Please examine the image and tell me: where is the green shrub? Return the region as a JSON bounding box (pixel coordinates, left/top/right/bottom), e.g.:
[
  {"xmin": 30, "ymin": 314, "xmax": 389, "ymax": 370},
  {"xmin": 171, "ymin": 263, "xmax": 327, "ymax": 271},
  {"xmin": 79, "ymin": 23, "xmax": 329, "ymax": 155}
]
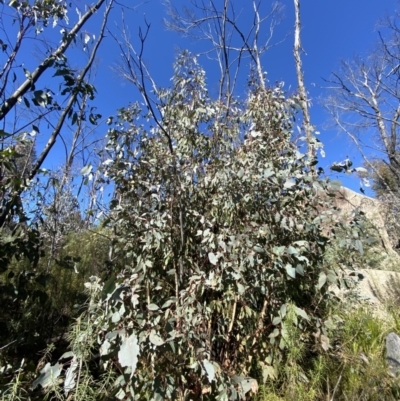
[{"xmin": 33, "ymin": 52, "xmax": 348, "ymax": 400}]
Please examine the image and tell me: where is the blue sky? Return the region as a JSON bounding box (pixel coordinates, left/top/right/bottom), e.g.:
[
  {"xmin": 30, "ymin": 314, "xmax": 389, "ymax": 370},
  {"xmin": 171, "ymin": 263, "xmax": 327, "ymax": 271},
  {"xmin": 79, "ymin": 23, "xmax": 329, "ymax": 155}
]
[
  {"xmin": 89, "ymin": 0, "xmax": 399, "ymax": 195},
  {"xmin": 5, "ymin": 0, "xmax": 399, "ymax": 196}
]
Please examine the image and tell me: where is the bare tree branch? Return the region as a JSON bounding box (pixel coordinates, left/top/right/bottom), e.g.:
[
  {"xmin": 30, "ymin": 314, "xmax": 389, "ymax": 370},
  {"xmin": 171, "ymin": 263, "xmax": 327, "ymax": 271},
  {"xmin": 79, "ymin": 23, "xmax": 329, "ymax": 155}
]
[
  {"xmin": 110, "ymin": 16, "xmax": 174, "ymax": 153},
  {"xmin": 164, "ymin": 0, "xmax": 285, "ymax": 99},
  {"xmin": 29, "ymin": 0, "xmax": 114, "ymax": 180}
]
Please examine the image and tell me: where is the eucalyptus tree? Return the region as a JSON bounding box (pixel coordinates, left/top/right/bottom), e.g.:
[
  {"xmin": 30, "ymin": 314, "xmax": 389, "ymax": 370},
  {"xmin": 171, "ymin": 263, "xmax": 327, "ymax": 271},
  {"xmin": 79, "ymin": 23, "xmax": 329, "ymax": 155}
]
[
  {"xmin": 0, "ymin": 0, "xmax": 114, "ymax": 341},
  {"xmin": 163, "ymin": 0, "xmax": 318, "ymax": 161},
  {"xmin": 33, "ymin": 47, "xmax": 346, "ymax": 399},
  {"xmin": 27, "ymin": 3, "xmax": 344, "ymax": 398},
  {"xmin": 0, "ymin": 0, "xmax": 117, "ymax": 386},
  {"xmin": 0, "ymin": 0, "xmax": 114, "ymax": 248},
  {"xmin": 22, "ymin": 1, "xmax": 356, "ymax": 398},
  {"xmin": 163, "ymin": 0, "xmax": 285, "ymax": 105}
]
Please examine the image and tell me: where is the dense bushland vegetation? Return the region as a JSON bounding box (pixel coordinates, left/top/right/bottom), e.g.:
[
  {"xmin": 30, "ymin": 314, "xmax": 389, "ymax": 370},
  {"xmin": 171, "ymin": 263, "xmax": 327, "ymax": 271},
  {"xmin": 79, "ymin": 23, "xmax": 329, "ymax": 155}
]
[{"xmin": 1, "ymin": 0, "xmax": 400, "ymax": 400}]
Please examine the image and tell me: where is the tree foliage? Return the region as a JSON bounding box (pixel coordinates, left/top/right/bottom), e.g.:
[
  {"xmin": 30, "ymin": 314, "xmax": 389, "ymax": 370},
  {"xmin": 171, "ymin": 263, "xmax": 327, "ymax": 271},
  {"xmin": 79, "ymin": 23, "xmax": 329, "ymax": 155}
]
[
  {"xmin": 35, "ymin": 52, "xmax": 343, "ymax": 400},
  {"xmin": 0, "ymin": 0, "xmax": 114, "ymax": 386}
]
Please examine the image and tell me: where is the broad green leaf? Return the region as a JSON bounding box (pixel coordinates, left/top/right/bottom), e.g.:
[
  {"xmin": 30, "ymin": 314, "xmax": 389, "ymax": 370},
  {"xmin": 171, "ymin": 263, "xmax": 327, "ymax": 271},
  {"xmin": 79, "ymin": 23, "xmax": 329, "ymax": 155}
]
[
  {"xmin": 112, "ymin": 310, "xmax": 121, "ymax": 323},
  {"xmin": 355, "ymin": 239, "xmax": 364, "ymax": 255},
  {"xmin": 327, "ymin": 271, "xmax": 337, "ymax": 284},
  {"xmin": 321, "ymin": 334, "xmax": 330, "ymax": 351},
  {"xmin": 263, "ymin": 168, "xmax": 274, "ymax": 178},
  {"xmin": 262, "ymin": 364, "xmax": 277, "ymax": 381},
  {"xmin": 254, "ymin": 245, "xmax": 264, "ymax": 253},
  {"xmin": 284, "ymin": 179, "xmax": 296, "ymax": 189},
  {"xmin": 295, "ymin": 264, "xmax": 304, "ymax": 276},
  {"xmin": 286, "ymin": 246, "xmax": 298, "ymax": 255},
  {"xmin": 161, "ymin": 299, "xmax": 176, "ymax": 309},
  {"xmin": 237, "ymin": 376, "xmax": 258, "ymax": 395},
  {"xmin": 269, "ymin": 328, "xmax": 280, "ymax": 338},
  {"xmin": 100, "ymin": 339, "xmax": 111, "ymax": 356},
  {"xmin": 115, "ymin": 389, "xmax": 126, "ymax": 400},
  {"xmin": 273, "ymin": 246, "xmax": 285, "ymax": 256}
]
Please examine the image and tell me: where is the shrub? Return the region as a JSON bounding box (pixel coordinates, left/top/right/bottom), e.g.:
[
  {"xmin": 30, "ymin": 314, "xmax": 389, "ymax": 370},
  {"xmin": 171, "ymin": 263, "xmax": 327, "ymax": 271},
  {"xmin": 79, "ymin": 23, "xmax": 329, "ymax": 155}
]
[{"xmin": 37, "ymin": 52, "xmax": 345, "ymax": 400}]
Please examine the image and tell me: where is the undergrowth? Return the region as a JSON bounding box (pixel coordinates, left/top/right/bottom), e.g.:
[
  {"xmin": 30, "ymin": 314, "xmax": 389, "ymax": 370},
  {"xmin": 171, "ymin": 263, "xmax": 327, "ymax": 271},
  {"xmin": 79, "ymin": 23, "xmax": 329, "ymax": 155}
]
[{"xmin": 255, "ymin": 304, "xmax": 400, "ymax": 401}]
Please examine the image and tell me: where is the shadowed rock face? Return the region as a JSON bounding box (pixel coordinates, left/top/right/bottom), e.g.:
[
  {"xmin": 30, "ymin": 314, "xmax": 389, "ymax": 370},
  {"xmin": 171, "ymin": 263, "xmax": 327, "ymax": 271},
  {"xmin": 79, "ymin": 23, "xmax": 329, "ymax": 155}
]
[{"xmin": 334, "ymin": 186, "xmax": 396, "ymax": 256}]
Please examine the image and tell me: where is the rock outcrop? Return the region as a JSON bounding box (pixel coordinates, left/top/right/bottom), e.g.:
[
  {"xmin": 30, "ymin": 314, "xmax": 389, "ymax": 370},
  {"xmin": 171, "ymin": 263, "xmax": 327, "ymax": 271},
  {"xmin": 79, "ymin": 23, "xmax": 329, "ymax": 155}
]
[{"xmin": 334, "ymin": 186, "xmax": 396, "ymax": 256}]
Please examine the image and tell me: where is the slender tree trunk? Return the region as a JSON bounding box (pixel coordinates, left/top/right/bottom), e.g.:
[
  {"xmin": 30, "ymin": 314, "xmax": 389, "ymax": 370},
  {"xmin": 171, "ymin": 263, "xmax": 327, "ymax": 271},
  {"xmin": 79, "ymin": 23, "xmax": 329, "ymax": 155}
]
[{"xmin": 293, "ymin": 0, "xmax": 313, "ymax": 159}]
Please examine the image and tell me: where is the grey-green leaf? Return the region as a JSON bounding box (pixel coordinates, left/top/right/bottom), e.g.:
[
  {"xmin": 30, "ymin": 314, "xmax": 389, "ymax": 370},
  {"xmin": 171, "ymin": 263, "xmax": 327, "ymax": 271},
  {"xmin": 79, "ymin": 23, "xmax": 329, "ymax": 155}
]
[
  {"xmin": 32, "ymin": 362, "xmax": 62, "ymax": 389},
  {"xmin": 285, "ymin": 264, "xmax": 296, "ymax": 279},
  {"xmin": 81, "ymin": 164, "xmax": 93, "ymax": 176},
  {"xmin": 208, "ymin": 252, "xmax": 218, "ymax": 265},
  {"xmin": 238, "ymin": 377, "xmax": 258, "ymax": 395},
  {"xmin": 286, "ymin": 246, "xmax": 298, "ymax": 255},
  {"xmin": 237, "ymin": 283, "xmax": 245, "ymax": 294},
  {"xmin": 64, "ymin": 357, "xmax": 78, "ymax": 396},
  {"xmin": 149, "ymin": 330, "xmax": 164, "ymax": 346},
  {"xmin": 284, "ymin": 179, "xmax": 296, "ymax": 189},
  {"xmin": 118, "ymin": 334, "xmax": 140, "ymax": 378},
  {"xmin": 203, "ymin": 359, "xmax": 215, "ymax": 382},
  {"xmin": 294, "ymin": 306, "xmax": 310, "ymax": 321},
  {"xmin": 161, "ymin": 299, "xmax": 176, "ymax": 309},
  {"xmin": 318, "ymin": 272, "xmax": 327, "ymax": 289}
]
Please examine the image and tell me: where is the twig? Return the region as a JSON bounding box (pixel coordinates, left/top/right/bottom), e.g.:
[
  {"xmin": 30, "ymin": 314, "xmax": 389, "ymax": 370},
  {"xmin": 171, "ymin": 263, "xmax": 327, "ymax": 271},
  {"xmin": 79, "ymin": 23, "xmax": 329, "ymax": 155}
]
[
  {"xmin": 252, "ymin": 298, "xmax": 268, "ymax": 346},
  {"xmin": 228, "ymin": 296, "xmax": 237, "ymax": 333},
  {"xmin": 0, "ymin": 340, "xmax": 17, "ymax": 351},
  {"xmin": 330, "ymin": 368, "xmax": 343, "ymax": 401}
]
